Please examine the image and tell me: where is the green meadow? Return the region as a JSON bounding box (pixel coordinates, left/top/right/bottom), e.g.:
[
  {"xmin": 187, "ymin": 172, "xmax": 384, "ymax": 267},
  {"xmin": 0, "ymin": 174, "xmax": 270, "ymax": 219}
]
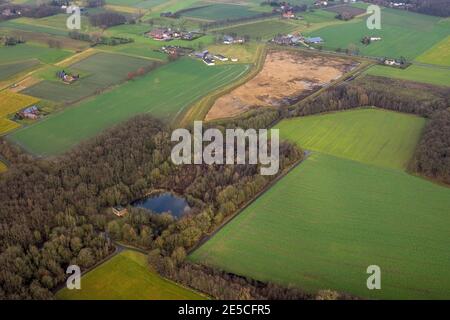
[
  {"xmin": 0, "ymin": 19, "xmax": 69, "ymax": 36},
  {"xmin": 0, "ymin": 43, "xmax": 72, "ymax": 64},
  {"xmin": 365, "ymin": 64, "xmax": 450, "ymax": 87},
  {"xmin": 0, "ymin": 59, "xmax": 40, "ymax": 81},
  {"xmin": 180, "ymin": 3, "xmax": 266, "ymax": 21},
  {"xmin": 190, "ymin": 108, "xmax": 450, "ymax": 299},
  {"xmin": 190, "ymin": 153, "xmax": 450, "ymax": 299},
  {"xmin": 305, "ymin": 8, "xmax": 449, "ymax": 60},
  {"xmin": 276, "ymin": 108, "xmax": 426, "ymax": 170},
  {"xmin": 10, "ymin": 58, "xmax": 250, "ymax": 156},
  {"xmin": 107, "ymin": 0, "xmax": 166, "ymax": 9},
  {"xmin": 23, "ymin": 52, "xmax": 156, "ymax": 103},
  {"xmin": 415, "ymin": 35, "xmax": 450, "ymax": 67},
  {"xmin": 57, "ymin": 250, "xmax": 204, "ymax": 300},
  {"xmin": 215, "ymin": 19, "xmax": 300, "ymax": 40}
]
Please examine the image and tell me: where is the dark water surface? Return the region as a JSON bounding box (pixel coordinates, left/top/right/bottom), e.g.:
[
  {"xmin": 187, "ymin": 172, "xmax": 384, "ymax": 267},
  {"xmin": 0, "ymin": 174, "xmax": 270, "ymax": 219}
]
[{"xmin": 132, "ymin": 192, "xmax": 190, "ymax": 218}]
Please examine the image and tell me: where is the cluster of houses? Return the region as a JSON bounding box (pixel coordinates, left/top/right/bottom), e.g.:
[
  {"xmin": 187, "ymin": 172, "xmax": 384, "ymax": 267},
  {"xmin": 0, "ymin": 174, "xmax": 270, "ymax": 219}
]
[
  {"xmin": 146, "ymin": 28, "xmax": 203, "ymax": 41},
  {"xmin": 223, "ymin": 35, "xmax": 245, "ymax": 45},
  {"xmin": 16, "ymin": 105, "xmax": 40, "ymax": 120},
  {"xmin": 56, "ymin": 70, "xmax": 79, "ymax": 84},
  {"xmin": 271, "ymin": 33, "xmax": 323, "ymax": 46},
  {"xmin": 193, "ymin": 50, "xmax": 238, "ymax": 66},
  {"xmin": 160, "ymin": 45, "xmax": 194, "ymax": 57}
]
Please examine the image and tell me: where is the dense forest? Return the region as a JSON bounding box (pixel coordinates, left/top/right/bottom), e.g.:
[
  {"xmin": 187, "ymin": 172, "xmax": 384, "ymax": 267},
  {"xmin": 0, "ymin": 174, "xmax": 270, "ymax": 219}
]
[
  {"xmin": 89, "ymin": 12, "xmax": 127, "ymax": 28},
  {"xmin": 0, "ymin": 116, "xmax": 303, "ymax": 299},
  {"xmin": 0, "ymin": 3, "xmax": 61, "ymax": 21},
  {"xmin": 287, "ymin": 75, "xmax": 450, "ymax": 184}
]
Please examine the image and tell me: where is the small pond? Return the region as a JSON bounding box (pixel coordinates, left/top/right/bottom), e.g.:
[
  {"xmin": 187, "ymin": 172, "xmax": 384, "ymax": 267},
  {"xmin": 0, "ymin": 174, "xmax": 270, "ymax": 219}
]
[{"xmin": 132, "ymin": 192, "xmax": 191, "ymax": 218}]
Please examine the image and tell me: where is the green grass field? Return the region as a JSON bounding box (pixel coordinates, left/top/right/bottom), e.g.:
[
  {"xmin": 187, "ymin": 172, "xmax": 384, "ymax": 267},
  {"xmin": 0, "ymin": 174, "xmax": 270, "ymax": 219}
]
[
  {"xmin": 365, "ymin": 64, "xmax": 450, "ymax": 87},
  {"xmin": 305, "ymin": 8, "xmax": 449, "ymax": 60},
  {"xmin": 215, "ymin": 19, "xmax": 300, "ymax": 40},
  {"xmin": 190, "ymin": 152, "xmax": 450, "ymax": 299},
  {"xmin": 0, "ymin": 19, "xmax": 69, "ymax": 36},
  {"xmin": 107, "ymin": 0, "xmax": 165, "ymax": 9},
  {"xmin": 57, "ymin": 250, "xmax": 204, "ymax": 300},
  {"xmin": 23, "ymin": 52, "xmax": 156, "ymax": 103},
  {"xmin": 0, "ymin": 43, "xmax": 72, "ymax": 64},
  {"xmin": 180, "ymin": 3, "xmax": 265, "ymax": 21},
  {"xmin": 10, "ymin": 58, "xmax": 250, "ymax": 156},
  {"xmin": 276, "ymin": 108, "xmax": 426, "ymax": 170},
  {"xmin": 0, "ymin": 59, "xmax": 40, "ymax": 81},
  {"xmin": 415, "ymin": 36, "xmax": 450, "ymax": 67},
  {"xmin": 301, "ymin": 9, "xmax": 338, "ymax": 23},
  {"xmin": 191, "ymin": 108, "xmax": 450, "ymax": 299}
]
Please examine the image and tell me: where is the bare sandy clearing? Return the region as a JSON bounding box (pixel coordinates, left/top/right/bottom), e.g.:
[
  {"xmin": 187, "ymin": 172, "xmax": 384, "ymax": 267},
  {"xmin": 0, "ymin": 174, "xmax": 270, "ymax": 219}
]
[{"xmin": 206, "ymin": 51, "xmax": 357, "ymax": 121}]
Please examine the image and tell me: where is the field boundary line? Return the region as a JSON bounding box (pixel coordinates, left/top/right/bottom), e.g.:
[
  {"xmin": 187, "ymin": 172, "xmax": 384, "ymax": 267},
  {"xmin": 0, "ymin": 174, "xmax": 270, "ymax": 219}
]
[
  {"xmin": 207, "ymin": 17, "xmax": 282, "ymax": 32},
  {"xmin": 411, "ymin": 61, "xmax": 450, "ymax": 70},
  {"xmin": 188, "ymin": 151, "xmax": 311, "ymax": 255},
  {"xmin": 95, "ymin": 48, "xmax": 167, "ymax": 62},
  {"xmin": 55, "ymin": 48, "xmax": 97, "ymax": 67}
]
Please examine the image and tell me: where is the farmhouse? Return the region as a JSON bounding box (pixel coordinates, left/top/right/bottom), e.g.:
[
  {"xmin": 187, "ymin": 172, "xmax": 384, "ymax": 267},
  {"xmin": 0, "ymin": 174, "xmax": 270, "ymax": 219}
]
[
  {"xmin": 161, "ymin": 46, "xmax": 194, "ymax": 57},
  {"xmin": 203, "ymin": 58, "xmax": 215, "ymax": 66},
  {"xmin": 147, "ymin": 28, "xmax": 173, "ymax": 41},
  {"xmin": 147, "ymin": 28, "xmax": 203, "ymax": 41},
  {"xmin": 314, "ymin": 0, "xmax": 328, "ymax": 7},
  {"xmin": 214, "ymin": 54, "xmax": 229, "ymax": 62},
  {"xmin": 16, "ymin": 105, "xmax": 40, "ymax": 120},
  {"xmin": 56, "ymin": 70, "xmax": 79, "ymax": 84},
  {"xmin": 384, "ymin": 58, "xmax": 401, "ymax": 66},
  {"xmin": 223, "ymin": 35, "xmax": 245, "ymax": 45},
  {"xmin": 194, "ymin": 50, "xmax": 209, "ymax": 59},
  {"xmin": 272, "ymin": 33, "xmax": 302, "ymax": 46},
  {"xmin": 305, "ymin": 37, "xmax": 324, "ymax": 44},
  {"xmin": 192, "ymin": 50, "xmax": 218, "ymax": 66},
  {"xmin": 282, "ymin": 10, "xmax": 295, "ymax": 19},
  {"xmin": 112, "ymin": 206, "xmax": 128, "ymax": 217}
]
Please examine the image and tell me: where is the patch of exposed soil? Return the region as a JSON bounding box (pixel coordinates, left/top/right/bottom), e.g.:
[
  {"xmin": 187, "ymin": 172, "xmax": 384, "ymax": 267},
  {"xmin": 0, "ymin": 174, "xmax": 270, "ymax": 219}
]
[{"xmin": 206, "ymin": 51, "xmax": 358, "ymax": 121}]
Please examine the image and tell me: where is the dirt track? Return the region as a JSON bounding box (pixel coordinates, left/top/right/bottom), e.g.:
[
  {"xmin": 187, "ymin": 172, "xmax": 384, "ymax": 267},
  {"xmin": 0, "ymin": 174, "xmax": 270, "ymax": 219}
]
[{"xmin": 206, "ymin": 51, "xmax": 357, "ymax": 121}]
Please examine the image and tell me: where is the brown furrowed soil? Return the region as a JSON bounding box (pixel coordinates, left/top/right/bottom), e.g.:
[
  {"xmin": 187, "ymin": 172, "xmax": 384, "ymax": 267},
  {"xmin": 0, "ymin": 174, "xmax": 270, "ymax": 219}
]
[{"xmin": 206, "ymin": 51, "xmax": 357, "ymax": 121}]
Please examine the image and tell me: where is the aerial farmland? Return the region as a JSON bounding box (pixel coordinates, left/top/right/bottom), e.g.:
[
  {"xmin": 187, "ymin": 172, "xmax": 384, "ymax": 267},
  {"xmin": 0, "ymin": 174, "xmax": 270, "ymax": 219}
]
[{"xmin": 0, "ymin": 0, "xmax": 449, "ymax": 306}]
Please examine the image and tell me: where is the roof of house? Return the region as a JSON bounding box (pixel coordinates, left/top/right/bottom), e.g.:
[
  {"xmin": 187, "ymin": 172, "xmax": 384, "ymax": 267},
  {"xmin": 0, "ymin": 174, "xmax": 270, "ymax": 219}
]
[{"xmin": 306, "ymin": 37, "xmax": 323, "ymax": 43}]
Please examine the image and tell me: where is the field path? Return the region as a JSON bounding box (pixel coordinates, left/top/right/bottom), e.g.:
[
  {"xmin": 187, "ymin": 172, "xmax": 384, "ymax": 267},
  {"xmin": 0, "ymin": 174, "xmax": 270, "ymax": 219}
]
[
  {"xmin": 411, "ymin": 61, "xmax": 450, "ymax": 70},
  {"xmin": 55, "ymin": 48, "xmax": 97, "ymax": 67}
]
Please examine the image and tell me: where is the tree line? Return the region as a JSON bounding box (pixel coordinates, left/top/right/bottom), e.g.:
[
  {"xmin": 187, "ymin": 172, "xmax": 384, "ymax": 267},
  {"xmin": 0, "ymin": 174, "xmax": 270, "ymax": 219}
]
[
  {"xmin": 287, "ymin": 75, "xmax": 450, "ymax": 184},
  {"xmin": 89, "ymin": 12, "xmax": 127, "ymax": 28},
  {"xmin": 365, "ymin": 0, "xmax": 450, "ymax": 17}
]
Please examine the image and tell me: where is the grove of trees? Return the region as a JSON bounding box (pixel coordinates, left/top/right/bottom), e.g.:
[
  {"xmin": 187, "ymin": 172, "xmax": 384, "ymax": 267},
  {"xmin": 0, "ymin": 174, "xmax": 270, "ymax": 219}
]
[{"xmin": 0, "ymin": 116, "xmax": 303, "ymax": 299}]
